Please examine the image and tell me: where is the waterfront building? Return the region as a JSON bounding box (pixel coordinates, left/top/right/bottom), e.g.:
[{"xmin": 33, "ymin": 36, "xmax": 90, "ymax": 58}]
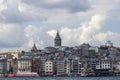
[
  {"xmin": 17, "ymin": 58, "xmax": 32, "ymax": 73},
  {"xmin": 79, "ymin": 60, "xmax": 89, "ymax": 76},
  {"xmin": 96, "ymin": 59, "xmax": 112, "ymax": 70},
  {"xmin": 0, "ymin": 59, "xmax": 7, "ymax": 74},
  {"xmin": 31, "ymin": 57, "xmax": 40, "ymax": 74},
  {"xmin": 95, "ymin": 58, "xmax": 113, "ymax": 76},
  {"xmin": 11, "ymin": 58, "xmax": 18, "ymax": 73},
  {"xmin": 0, "ymin": 54, "xmax": 12, "ymax": 73},
  {"xmin": 65, "ymin": 60, "xmax": 71, "ymax": 76},
  {"xmin": 56, "ymin": 60, "xmax": 65, "ymax": 76},
  {"xmin": 40, "ymin": 57, "xmax": 47, "ymax": 76},
  {"xmin": 45, "ymin": 60, "xmax": 53, "ymax": 76},
  {"xmin": 72, "ymin": 59, "xmax": 79, "ymax": 75},
  {"xmin": 7, "ymin": 59, "xmax": 13, "ymax": 73}
]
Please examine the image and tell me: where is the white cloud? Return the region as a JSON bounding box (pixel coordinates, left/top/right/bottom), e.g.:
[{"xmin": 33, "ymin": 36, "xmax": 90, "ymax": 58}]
[
  {"xmin": 0, "ymin": 0, "xmax": 7, "ymax": 12},
  {"xmin": 95, "ymin": 32, "xmax": 120, "ymax": 46},
  {"xmin": 59, "ymin": 14, "xmax": 106, "ymax": 46},
  {"xmin": 79, "ymin": 14, "xmax": 106, "ymax": 43},
  {"xmin": 24, "ymin": 26, "xmax": 54, "ymax": 49},
  {"xmin": 47, "ymin": 30, "xmax": 57, "ymax": 38},
  {"xmin": 47, "ymin": 14, "xmax": 106, "ymax": 46},
  {"xmin": 0, "ymin": 24, "xmax": 27, "ymax": 48}
]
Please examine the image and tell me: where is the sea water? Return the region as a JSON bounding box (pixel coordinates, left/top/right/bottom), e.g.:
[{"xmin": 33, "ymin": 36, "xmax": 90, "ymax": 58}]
[{"xmin": 0, "ymin": 76, "xmax": 120, "ymax": 80}]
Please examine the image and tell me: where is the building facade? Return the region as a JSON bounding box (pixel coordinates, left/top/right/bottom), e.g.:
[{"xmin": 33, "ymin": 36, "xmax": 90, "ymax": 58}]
[
  {"xmin": 56, "ymin": 60, "xmax": 65, "ymax": 76},
  {"xmin": 95, "ymin": 58, "xmax": 113, "ymax": 76},
  {"xmin": 18, "ymin": 58, "xmax": 32, "ymax": 73},
  {"xmin": 0, "ymin": 59, "xmax": 7, "ymax": 74},
  {"xmin": 31, "ymin": 57, "xmax": 40, "ymax": 74},
  {"xmin": 65, "ymin": 60, "xmax": 71, "ymax": 75},
  {"xmin": 72, "ymin": 60, "xmax": 79, "ymax": 75},
  {"xmin": 45, "ymin": 60, "xmax": 53, "ymax": 76},
  {"xmin": 11, "ymin": 58, "xmax": 18, "ymax": 73},
  {"xmin": 96, "ymin": 59, "xmax": 112, "ymax": 70}
]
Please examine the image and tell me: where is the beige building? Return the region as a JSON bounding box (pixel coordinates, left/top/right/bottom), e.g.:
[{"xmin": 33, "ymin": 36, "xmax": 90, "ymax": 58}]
[
  {"xmin": 56, "ymin": 60, "xmax": 65, "ymax": 76},
  {"xmin": 18, "ymin": 58, "xmax": 32, "ymax": 73},
  {"xmin": 45, "ymin": 60, "xmax": 53, "ymax": 75}
]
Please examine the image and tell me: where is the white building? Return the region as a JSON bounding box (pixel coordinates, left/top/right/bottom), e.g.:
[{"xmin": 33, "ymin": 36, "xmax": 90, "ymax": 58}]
[
  {"xmin": 18, "ymin": 58, "xmax": 32, "ymax": 73},
  {"xmin": 96, "ymin": 59, "xmax": 112, "ymax": 69},
  {"xmin": 65, "ymin": 60, "xmax": 71, "ymax": 75},
  {"xmin": 105, "ymin": 40, "xmax": 113, "ymax": 47},
  {"xmin": 45, "ymin": 60, "xmax": 53, "ymax": 75}
]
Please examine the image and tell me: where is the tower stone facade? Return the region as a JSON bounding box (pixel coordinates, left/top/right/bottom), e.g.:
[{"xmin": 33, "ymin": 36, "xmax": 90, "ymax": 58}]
[{"xmin": 54, "ymin": 31, "xmax": 61, "ymax": 47}]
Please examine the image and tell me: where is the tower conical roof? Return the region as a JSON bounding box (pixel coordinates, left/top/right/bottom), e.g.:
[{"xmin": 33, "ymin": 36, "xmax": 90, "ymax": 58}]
[
  {"xmin": 55, "ymin": 31, "xmax": 61, "ymax": 40},
  {"xmin": 31, "ymin": 43, "xmax": 38, "ymax": 52}
]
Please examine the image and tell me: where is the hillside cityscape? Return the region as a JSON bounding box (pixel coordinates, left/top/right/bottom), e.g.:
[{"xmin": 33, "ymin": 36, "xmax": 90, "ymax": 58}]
[{"xmin": 0, "ymin": 31, "xmax": 120, "ymax": 77}]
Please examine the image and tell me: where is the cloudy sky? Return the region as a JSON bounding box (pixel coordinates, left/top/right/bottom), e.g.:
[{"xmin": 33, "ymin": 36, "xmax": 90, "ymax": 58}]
[{"xmin": 0, "ymin": 0, "xmax": 120, "ymax": 52}]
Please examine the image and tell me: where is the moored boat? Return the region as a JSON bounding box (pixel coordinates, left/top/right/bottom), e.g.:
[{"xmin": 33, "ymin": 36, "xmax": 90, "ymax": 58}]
[
  {"xmin": 7, "ymin": 74, "xmax": 16, "ymax": 77},
  {"xmin": 16, "ymin": 72, "xmax": 39, "ymax": 77}
]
